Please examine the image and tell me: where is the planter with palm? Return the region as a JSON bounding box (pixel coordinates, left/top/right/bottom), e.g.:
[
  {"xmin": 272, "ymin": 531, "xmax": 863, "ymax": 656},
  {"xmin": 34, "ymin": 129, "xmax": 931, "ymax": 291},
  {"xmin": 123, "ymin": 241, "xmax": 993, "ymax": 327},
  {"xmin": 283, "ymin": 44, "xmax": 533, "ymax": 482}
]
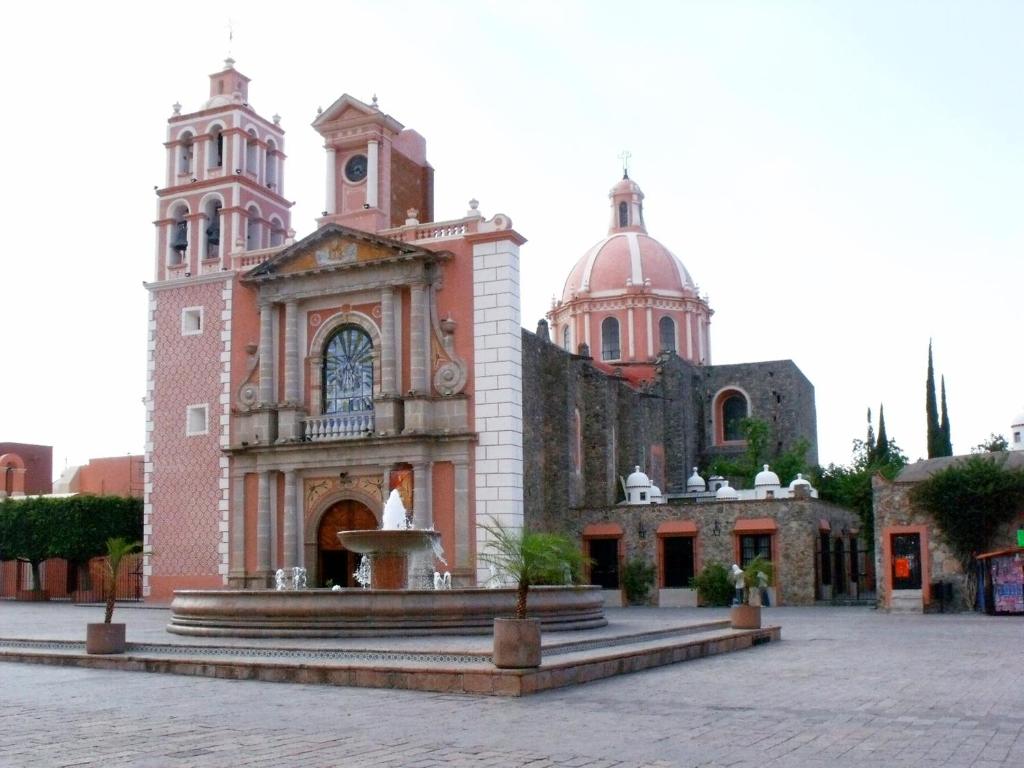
[
  {"xmin": 86, "ymin": 537, "xmax": 142, "ymax": 654},
  {"xmin": 478, "ymin": 520, "xmax": 585, "ymax": 668}
]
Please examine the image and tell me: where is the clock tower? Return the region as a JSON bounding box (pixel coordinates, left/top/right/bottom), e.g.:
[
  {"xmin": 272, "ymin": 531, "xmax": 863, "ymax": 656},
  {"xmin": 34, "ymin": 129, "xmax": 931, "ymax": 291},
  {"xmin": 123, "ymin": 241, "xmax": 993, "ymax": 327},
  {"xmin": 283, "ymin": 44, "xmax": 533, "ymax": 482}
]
[{"xmin": 313, "ymin": 94, "xmax": 433, "ymax": 234}]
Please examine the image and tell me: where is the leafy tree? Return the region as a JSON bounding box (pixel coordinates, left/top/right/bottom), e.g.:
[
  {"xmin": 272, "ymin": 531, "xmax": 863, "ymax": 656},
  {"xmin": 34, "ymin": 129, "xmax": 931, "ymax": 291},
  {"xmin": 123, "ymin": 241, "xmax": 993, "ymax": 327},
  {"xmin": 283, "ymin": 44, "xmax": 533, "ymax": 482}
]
[
  {"xmin": 0, "ymin": 496, "xmax": 142, "ymax": 593},
  {"xmin": 690, "ymin": 562, "xmax": 734, "ymax": 606},
  {"xmin": 0, "ymin": 499, "xmax": 50, "ymax": 590},
  {"xmin": 814, "ymin": 409, "xmax": 907, "ymax": 550},
  {"xmin": 973, "ymin": 433, "xmax": 1009, "ymax": 453},
  {"xmin": 709, "ymin": 418, "xmax": 809, "ymax": 486},
  {"xmin": 911, "ymin": 455, "xmax": 1024, "ymax": 608}
]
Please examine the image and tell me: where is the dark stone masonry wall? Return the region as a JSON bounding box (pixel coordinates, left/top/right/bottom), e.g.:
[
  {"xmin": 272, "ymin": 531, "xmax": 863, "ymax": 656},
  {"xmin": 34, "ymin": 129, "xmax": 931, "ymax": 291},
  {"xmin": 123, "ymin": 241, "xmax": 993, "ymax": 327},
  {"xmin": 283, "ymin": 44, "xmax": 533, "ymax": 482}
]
[{"xmin": 521, "ymin": 330, "xmax": 819, "ymax": 526}]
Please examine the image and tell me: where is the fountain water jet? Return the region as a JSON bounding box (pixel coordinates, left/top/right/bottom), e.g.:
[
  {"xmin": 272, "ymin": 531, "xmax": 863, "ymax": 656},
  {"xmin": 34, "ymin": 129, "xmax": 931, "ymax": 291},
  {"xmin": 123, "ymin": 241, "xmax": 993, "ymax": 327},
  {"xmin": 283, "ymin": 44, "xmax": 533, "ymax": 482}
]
[{"xmin": 338, "ymin": 490, "xmax": 444, "ymax": 590}]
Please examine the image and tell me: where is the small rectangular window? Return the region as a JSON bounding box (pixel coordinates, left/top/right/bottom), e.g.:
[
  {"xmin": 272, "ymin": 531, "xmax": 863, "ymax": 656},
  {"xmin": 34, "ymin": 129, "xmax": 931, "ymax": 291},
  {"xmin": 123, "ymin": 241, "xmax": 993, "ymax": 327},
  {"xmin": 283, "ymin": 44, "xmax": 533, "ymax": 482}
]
[
  {"xmin": 186, "ymin": 404, "xmax": 208, "ymax": 436},
  {"xmin": 181, "ymin": 307, "xmax": 203, "ymax": 335}
]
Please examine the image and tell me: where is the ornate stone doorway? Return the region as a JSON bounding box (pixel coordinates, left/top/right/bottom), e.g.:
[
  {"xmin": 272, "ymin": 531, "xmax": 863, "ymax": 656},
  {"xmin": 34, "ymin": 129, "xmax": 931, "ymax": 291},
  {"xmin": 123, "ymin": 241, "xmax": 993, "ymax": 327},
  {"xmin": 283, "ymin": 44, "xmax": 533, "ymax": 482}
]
[{"xmin": 317, "ymin": 500, "xmax": 377, "ymax": 588}]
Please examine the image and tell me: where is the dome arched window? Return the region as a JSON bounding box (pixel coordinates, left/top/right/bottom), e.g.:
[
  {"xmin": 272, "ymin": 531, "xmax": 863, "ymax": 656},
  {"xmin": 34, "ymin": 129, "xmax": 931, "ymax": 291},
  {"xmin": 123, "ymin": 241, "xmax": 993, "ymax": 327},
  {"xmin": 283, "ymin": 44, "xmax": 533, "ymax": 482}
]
[
  {"xmin": 323, "ymin": 326, "xmax": 374, "ymax": 416},
  {"xmin": 562, "ymin": 325, "xmax": 571, "ymax": 351},
  {"xmin": 601, "ymin": 317, "xmax": 620, "ymax": 361},
  {"xmin": 659, "ymin": 316, "xmax": 675, "ymax": 353},
  {"xmin": 618, "ymin": 201, "xmax": 629, "ymax": 227}
]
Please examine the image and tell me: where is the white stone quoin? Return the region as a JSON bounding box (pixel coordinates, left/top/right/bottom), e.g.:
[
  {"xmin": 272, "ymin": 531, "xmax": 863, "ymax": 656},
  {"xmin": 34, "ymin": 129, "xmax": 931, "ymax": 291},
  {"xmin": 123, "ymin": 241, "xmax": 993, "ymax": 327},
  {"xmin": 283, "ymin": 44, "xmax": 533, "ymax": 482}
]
[{"xmin": 472, "ymin": 236, "xmax": 524, "ymax": 584}]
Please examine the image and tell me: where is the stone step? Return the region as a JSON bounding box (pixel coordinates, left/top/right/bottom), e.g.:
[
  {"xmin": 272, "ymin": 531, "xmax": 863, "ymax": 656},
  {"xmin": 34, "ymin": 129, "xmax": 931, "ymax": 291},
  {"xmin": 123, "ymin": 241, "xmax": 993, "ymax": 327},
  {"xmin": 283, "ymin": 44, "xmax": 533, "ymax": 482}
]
[{"xmin": 0, "ymin": 621, "xmax": 780, "ymax": 697}]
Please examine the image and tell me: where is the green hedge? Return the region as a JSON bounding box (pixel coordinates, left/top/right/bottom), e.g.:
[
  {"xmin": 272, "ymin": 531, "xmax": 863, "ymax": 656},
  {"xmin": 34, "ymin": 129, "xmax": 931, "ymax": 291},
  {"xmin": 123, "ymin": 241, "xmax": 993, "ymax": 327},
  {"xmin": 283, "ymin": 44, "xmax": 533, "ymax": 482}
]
[{"xmin": 0, "ymin": 495, "xmax": 142, "ymax": 564}]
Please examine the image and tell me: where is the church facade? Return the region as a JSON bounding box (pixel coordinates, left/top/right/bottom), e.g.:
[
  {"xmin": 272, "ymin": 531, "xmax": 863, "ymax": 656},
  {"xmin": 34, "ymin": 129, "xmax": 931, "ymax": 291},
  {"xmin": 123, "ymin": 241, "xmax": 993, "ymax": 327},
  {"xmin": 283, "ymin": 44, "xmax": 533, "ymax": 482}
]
[{"xmin": 144, "ymin": 61, "xmax": 823, "ymax": 603}]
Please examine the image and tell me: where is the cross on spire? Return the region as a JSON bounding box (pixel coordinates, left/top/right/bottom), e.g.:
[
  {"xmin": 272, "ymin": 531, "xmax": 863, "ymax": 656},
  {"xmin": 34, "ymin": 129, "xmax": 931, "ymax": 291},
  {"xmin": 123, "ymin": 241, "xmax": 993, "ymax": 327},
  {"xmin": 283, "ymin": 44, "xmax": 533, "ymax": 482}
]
[{"xmin": 618, "ymin": 150, "xmax": 632, "ymax": 179}]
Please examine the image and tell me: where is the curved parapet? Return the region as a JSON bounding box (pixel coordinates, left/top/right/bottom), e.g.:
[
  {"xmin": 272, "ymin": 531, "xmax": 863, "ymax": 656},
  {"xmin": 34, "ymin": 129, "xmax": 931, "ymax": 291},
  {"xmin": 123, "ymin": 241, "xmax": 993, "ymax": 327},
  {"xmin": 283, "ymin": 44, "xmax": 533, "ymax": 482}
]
[{"xmin": 168, "ymin": 585, "xmax": 607, "ymax": 637}]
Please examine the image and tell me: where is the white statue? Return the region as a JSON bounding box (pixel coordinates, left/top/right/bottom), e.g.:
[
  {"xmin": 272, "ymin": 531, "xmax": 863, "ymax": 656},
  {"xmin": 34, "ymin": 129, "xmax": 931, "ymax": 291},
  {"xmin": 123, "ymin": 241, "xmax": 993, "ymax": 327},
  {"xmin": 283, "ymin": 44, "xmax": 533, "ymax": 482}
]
[
  {"xmin": 433, "ymin": 571, "xmax": 443, "ymax": 590},
  {"xmin": 274, "ymin": 568, "xmax": 287, "ymax": 591},
  {"xmin": 292, "ymin": 567, "xmax": 307, "ymax": 589},
  {"xmin": 730, "ymin": 563, "xmax": 746, "ymax": 606},
  {"xmin": 443, "ymin": 571, "xmax": 452, "ymax": 590}
]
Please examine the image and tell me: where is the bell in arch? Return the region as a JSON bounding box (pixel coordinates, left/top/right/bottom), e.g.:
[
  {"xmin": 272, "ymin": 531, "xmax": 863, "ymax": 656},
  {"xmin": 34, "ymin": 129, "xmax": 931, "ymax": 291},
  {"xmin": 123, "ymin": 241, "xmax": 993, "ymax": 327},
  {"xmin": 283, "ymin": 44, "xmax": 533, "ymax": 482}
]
[{"xmin": 171, "ymin": 221, "xmax": 188, "ymax": 252}]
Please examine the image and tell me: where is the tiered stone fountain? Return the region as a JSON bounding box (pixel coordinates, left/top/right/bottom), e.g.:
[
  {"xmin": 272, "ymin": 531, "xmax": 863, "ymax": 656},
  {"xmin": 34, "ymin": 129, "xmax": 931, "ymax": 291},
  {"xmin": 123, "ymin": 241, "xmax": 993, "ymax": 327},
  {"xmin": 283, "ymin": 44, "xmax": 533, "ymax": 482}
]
[{"xmin": 168, "ymin": 490, "xmax": 605, "ymax": 637}]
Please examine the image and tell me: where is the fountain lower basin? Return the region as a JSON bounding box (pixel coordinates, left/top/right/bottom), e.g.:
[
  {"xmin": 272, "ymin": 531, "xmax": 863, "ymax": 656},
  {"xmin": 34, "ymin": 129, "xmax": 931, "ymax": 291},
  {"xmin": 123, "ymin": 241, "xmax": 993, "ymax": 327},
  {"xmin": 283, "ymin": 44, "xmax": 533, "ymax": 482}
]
[{"xmin": 166, "ymin": 585, "xmax": 607, "ymax": 637}]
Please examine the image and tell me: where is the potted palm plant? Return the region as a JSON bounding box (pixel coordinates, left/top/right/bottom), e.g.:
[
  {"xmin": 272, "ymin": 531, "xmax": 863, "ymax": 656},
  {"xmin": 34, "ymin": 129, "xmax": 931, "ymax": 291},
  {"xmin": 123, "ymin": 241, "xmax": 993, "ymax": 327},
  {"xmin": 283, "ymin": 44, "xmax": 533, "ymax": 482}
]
[
  {"xmin": 729, "ymin": 556, "xmax": 774, "ymax": 629},
  {"xmin": 478, "ymin": 520, "xmax": 584, "ymax": 669},
  {"xmin": 85, "ymin": 537, "xmax": 142, "ymax": 654}
]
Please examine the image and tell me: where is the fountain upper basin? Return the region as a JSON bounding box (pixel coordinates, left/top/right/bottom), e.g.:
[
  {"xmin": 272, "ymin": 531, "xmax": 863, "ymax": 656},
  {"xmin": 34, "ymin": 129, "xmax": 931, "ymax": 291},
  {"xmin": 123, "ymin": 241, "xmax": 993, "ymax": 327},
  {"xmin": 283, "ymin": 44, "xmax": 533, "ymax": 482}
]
[{"xmin": 337, "ymin": 528, "xmax": 440, "ymax": 554}]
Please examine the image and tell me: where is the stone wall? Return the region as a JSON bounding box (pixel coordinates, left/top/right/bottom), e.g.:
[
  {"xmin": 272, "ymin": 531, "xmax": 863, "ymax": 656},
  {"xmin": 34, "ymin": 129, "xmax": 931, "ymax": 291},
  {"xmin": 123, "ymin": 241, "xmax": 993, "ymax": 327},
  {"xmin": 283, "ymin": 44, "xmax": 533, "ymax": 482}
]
[
  {"xmin": 873, "ymin": 468, "xmax": 1024, "ymax": 611},
  {"xmin": 522, "ymin": 331, "xmax": 818, "ymax": 526},
  {"xmin": 560, "ymin": 498, "xmax": 856, "ymax": 606},
  {"xmin": 703, "ymin": 360, "xmax": 819, "ymax": 467}
]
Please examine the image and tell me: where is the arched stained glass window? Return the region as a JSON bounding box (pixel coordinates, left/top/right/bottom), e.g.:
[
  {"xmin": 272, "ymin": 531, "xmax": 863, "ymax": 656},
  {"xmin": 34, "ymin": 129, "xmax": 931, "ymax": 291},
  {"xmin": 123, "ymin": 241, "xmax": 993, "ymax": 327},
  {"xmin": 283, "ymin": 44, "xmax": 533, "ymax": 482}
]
[
  {"xmin": 659, "ymin": 316, "xmax": 675, "ymax": 353},
  {"xmin": 601, "ymin": 317, "xmax": 620, "ymax": 361},
  {"xmin": 722, "ymin": 394, "xmax": 748, "ymax": 441},
  {"xmin": 323, "ymin": 327, "xmax": 374, "ymax": 415},
  {"xmin": 618, "ymin": 201, "xmax": 629, "ymax": 227}
]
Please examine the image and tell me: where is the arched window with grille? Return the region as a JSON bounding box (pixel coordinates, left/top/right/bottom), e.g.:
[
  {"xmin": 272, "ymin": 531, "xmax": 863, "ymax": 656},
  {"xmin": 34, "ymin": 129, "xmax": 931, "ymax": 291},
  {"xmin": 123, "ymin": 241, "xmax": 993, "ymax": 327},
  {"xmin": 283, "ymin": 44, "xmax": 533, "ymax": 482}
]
[
  {"xmin": 323, "ymin": 326, "xmax": 374, "ymax": 416},
  {"xmin": 714, "ymin": 388, "xmax": 749, "ymax": 443},
  {"xmin": 562, "ymin": 325, "xmax": 571, "ymax": 351},
  {"xmin": 601, "ymin": 317, "xmax": 620, "ymax": 361},
  {"xmin": 659, "ymin": 316, "xmax": 675, "ymax": 353}
]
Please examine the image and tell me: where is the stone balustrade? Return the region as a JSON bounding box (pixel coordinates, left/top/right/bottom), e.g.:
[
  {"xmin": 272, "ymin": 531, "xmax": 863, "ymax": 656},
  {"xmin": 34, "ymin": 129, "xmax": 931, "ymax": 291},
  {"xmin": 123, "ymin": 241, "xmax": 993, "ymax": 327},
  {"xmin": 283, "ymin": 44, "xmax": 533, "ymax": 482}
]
[{"xmin": 303, "ymin": 411, "xmax": 375, "ymax": 441}]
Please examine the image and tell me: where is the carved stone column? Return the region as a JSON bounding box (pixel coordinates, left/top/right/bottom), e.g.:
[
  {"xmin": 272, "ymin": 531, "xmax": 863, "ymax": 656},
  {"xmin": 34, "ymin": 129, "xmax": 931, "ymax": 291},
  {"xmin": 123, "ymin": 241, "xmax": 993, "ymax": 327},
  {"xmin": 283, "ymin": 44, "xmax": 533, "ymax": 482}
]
[
  {"xmin": 283, "ymin": 470, "xmax": 298, "ymax": 569},
  {"xmin": 277, "ymin": 300, "xmax": 302, "ymax": 442},
  {"xmin": 228, "ymin": 474, "xmax": 247, "ymax": 587},
  {"xmin": 257, "ymin": 471, "xmax": 272, "ymax": 581},
  {"xmin": 380, "ymin": 286, "xmax": 397, "ymax": 396},
  {"xmin": 412, "ymin": 462, "xmax": 432, "ymax": 530}
]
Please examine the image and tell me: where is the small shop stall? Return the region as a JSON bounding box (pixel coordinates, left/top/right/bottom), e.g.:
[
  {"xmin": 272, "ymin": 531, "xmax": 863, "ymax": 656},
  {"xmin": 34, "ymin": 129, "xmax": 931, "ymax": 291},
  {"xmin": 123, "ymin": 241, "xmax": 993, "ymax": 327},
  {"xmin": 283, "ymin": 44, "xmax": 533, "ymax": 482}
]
[{"xmin": 977, "ymin": 547, "xmax": 1024, "ymax": 615}]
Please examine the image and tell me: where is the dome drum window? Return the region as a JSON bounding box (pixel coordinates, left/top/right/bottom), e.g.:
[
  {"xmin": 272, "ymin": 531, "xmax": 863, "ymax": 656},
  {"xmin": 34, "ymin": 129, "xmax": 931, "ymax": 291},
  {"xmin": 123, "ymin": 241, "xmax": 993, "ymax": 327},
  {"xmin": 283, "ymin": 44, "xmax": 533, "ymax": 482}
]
[{"xmin": 601, "ymin": 317, "xmax": 620, "ymax": 361}]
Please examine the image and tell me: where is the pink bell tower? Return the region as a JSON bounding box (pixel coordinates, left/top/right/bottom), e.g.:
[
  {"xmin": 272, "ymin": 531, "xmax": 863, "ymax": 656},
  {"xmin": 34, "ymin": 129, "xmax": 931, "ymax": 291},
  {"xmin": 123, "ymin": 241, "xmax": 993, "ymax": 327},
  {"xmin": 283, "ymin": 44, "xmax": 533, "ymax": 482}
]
[
  {"xmin": 154, "ymin": 58, "xmax": 292, "ymax": 281},
  {"xmin": 145, "ymin": 60, "xmax": 293, "ymax": 599}
]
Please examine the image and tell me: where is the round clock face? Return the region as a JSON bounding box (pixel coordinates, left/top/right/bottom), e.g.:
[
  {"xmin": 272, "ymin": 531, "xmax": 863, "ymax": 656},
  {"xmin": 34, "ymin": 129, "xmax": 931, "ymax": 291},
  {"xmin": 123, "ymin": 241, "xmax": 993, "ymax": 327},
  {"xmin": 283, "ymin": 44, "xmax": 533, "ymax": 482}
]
[{"xmin": 344, "ymin": 154, "xmax": 368, "ymax": 183}]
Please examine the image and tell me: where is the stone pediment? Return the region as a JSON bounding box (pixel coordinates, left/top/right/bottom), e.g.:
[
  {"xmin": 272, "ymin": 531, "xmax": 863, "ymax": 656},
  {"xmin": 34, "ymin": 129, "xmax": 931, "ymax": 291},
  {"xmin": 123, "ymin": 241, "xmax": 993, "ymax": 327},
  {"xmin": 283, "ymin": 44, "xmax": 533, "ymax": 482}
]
[
  {"xmin": 312, "ymin": 94, "xmax": 404, "ymax": 134},
  {"xmin": 245, "ymin": 224, "xmax": 443, "ymax": 282}
]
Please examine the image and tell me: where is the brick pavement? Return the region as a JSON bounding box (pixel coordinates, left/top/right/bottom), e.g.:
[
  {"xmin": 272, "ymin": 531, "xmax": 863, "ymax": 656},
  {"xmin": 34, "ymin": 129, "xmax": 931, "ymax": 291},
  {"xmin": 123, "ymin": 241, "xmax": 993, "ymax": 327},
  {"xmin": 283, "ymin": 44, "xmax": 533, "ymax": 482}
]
[{"xmin": 0, "ymin": 606, "xmax": 1021, "ymax": 767}]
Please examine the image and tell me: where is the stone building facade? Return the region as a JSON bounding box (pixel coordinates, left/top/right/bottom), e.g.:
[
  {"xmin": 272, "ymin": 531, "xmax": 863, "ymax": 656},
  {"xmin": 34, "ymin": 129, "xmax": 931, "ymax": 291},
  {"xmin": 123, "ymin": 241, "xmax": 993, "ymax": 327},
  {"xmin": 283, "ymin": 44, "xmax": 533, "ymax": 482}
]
[
  {"xmin": 873, "ymin": 452, "xmax": 1024, "ymax": 612},
  {"xmin": 567, "ymin": 497, "xmax": 856, "ymax": 606}
]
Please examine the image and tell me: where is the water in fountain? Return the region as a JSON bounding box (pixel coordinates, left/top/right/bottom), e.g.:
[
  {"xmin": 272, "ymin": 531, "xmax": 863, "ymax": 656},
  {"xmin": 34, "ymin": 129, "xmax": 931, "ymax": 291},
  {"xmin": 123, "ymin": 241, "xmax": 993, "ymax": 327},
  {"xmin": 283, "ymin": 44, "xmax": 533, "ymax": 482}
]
[{"xmin": 381, "ymin": 489, "xmax": 410, "ymax": 530}]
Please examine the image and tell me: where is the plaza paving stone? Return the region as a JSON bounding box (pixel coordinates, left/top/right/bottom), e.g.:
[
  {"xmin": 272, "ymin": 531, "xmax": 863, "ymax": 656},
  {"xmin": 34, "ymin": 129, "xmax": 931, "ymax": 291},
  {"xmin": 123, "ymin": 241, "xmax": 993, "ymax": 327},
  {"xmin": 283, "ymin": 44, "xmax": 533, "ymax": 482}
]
[{"xmin": 0, "ymin": 603, "xmax": 1021, "ymax": 767}]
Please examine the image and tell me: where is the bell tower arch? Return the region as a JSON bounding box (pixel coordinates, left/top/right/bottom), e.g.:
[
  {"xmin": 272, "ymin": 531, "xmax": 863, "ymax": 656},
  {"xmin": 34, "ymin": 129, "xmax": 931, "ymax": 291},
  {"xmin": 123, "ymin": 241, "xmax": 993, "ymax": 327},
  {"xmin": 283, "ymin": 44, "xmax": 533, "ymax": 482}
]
[{"xmin": 153, "ymin": 59, "xmax": 293, "ymax": 281}]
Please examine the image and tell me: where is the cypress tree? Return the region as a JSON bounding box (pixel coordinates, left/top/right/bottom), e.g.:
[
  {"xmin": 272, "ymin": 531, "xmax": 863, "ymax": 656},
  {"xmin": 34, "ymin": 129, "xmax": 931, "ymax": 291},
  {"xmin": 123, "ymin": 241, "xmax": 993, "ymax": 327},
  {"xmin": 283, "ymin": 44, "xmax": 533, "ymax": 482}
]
[
  {"xmin": 940, "ymin": 376, "xmax": 953, "ymax": 456},
  {"xmin": 876, "ymin": 404, "xmax": 890, "ymax": 465},
  {"xmin": 865, "ymin": 407, "xmax": 876, "ymax": 463},
  {"xmin": 926, "ymin": 341, "xmax": 942, "ymax": 458}
]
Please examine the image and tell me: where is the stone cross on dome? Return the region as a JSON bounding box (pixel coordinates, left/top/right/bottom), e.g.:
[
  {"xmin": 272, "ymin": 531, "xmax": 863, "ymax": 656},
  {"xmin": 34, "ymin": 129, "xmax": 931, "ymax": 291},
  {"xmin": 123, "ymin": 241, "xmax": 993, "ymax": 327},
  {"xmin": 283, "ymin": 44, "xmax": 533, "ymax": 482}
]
[{"xmin": 617, "ymin": 150, "xmax": 632, "ymax": 179}]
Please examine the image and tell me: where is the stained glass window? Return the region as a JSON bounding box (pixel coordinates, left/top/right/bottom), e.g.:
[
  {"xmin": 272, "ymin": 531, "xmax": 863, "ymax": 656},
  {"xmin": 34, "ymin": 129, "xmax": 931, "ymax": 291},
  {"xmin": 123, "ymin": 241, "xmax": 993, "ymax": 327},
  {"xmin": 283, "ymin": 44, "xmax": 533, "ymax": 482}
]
[{"xmin": 323, "ymin": 326, "xmax": 374, "ymax": 415}]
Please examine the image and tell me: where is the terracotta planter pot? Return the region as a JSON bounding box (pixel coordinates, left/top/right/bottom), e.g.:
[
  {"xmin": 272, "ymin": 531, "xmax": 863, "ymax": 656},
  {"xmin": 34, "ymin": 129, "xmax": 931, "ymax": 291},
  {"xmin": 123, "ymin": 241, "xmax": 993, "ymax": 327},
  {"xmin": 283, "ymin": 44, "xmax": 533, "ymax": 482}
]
[
  {"xmin": 730, "ymin": 604, "xmax": 761, "ymax": 630},
  {"xmin": 86, "ymin": 623, "xmax": 126, "ymax": 655},
  {"xmin": 492, "ymin": 617, "xmax": 541, "ymax": 668}
]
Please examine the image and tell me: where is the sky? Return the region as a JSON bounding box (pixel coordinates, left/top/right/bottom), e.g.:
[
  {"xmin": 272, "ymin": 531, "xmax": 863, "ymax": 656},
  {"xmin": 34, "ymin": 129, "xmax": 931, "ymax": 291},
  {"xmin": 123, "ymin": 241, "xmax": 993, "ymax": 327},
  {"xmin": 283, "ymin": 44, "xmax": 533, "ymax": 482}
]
[{"xmin": 2, "ymin": 0, "xmax": 1022, "ymax": 477}]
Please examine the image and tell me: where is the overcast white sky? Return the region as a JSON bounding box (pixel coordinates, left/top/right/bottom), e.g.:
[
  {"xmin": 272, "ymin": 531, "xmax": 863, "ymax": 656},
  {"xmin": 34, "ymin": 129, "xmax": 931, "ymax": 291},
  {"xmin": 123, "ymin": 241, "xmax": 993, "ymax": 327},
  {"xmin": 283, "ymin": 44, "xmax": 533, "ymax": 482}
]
[{"xmin": 2, "ymin": 1, "xmax": 1021, "ymax": 476}]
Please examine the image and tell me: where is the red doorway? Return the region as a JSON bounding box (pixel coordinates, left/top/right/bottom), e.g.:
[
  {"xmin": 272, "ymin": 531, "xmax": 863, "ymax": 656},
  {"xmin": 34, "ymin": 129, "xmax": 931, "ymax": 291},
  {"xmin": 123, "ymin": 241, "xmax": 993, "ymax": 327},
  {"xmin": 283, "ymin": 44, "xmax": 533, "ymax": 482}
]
[{"xmin": 317, "ymin": 500, "xmax": 377, "ymax": 588}]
